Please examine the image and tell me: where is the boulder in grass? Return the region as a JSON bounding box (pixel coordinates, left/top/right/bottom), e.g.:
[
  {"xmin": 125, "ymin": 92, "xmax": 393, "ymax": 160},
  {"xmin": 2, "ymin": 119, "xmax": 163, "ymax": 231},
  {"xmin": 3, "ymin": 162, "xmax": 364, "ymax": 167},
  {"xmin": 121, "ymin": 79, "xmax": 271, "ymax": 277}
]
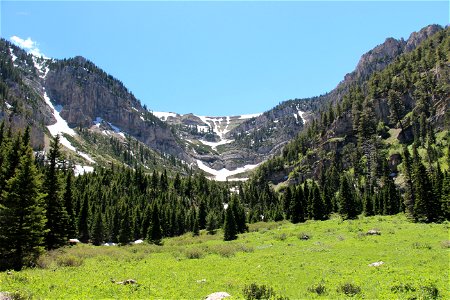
[
  {"xmin": 69, "ymin": 238, "xmax": 81, "ymax": 245},
  {"xmin": 366, "ymin": 229, "xmax": 381, "ymax": 236},
  {"xmin": 205, "ymin": 292, "xmax": 231, "ymax": 300},
  {"xmin": 368, "ymin": 261, "xmax": 384, "ymax": 267}
]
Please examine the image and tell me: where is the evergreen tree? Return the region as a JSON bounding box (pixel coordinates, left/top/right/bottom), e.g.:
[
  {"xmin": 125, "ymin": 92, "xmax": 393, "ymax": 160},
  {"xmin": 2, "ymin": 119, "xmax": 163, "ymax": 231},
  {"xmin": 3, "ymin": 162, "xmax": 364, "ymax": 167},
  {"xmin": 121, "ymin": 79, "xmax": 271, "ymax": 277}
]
[
  {"xmin": 413, "ymin": 159, "xmax": 441, "ymax": 222},
  {"xmin": 147, "ymin": 204, "xmax": 162, "ymax": 245},
  {"xmin": 206, "ymin": 211, "xmax": 218, "ymax": 235},
  {"xmin": 311, "ymin": 182, "xmax": 327, "ymax": 220},
  {"xmin": 230, "ymin": 195, "xmax": 248, "ymax": 233},
  {"xmin": 78, "ymin": 194, "xmax": 90, "ymax": 243},
  {"xmin": 402, "ymin": 145, "xmax": 415, "ymax": 218},
  {"xmin": 0, "ymin": 139, "xmax": 47, "ymax": 270},
  {"xmin": 92, "ymin": 208, "xmax": 104, "ymax": 246},
  {"xmin": 63, "ymin": 173, "xmax": 77, "ymax": 238},
  {"xmin": 44, "ymin": 135, "xmax": 69, "ymax": 249},
  {"xmin": 197, "ymin": 199, "xmax": 207, "ymax": 230},
  {"xmin": 192, "ymin": 210, "xmax": 200, "ymax": 236},
  {"xmin": 118, "ymin": 206, "xmax": 132, "ymax": 244},
  {"xmin": 223, "ymin": 206, "xmax": 237, "ymax": 241},
  {"xmin": 289, "ymin": 186, "xmax": 305, "ymax": 223},
  {"xmin": 338, "ymin": 176, "xmax": 358, "ymax": 220},
  {"xmin": 441, "ymin": 173, "xmax": 450, "ymax": 220}
]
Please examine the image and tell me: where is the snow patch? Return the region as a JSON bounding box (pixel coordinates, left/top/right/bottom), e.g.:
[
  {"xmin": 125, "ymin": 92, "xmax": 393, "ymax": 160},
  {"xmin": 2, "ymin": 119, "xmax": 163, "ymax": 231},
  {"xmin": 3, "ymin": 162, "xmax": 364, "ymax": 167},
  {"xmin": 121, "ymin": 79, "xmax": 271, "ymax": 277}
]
[
  {"xmin": 298, "ymin": 110, "xmax": 307, "ymax": 124},
  {"xmin": 43, "ymin": 91, "xmax": 76, "ymax": 137},
  {"xmin": 196, "ymin": 160, "xmax": 259, "ymax": 181},
  {"xmin": 5, "ymin": 102, "xmax": 13, "ymax": 109},
  {"xmin": 9, "ymin": 48, "xmax": 17, "ymax": 63},
  {"xmin": 153, "ymin": 111, "xmax": 177, "ymax": 121},
  {"xmin": 32, "ymin": 56, "xmax": 49, "ymax": 79},
  {"xmin": 93, "ymin": 117, "xmax": 103, "ymax": 127},
  {"xmin": 108, "ymin": 122, "xmax": 125, "ymax": 138},
  {"xmin": 239, "ymin": 113, "xmax": 262, "ymax": 120},
  {"xmin": 199, "ymin": 139, "xmax": 234, "ymax": 150},
  {"xmin": 44, "ymin": 92, "xmax": 95, "ymax": 163},
  {"xmin": 74, "ymin": 165, "xmax": 94, "ymax": 176}
]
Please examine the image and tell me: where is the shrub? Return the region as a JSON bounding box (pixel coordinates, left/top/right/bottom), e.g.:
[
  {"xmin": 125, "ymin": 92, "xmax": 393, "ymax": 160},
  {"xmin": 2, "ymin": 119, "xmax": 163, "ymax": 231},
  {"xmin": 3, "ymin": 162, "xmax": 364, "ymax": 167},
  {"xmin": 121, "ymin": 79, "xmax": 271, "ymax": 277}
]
[
  {"xmin": 419, "ymin": 283, "xmax": 439, "ymax": 299},
  {"xmin": 308, "ymin": 282, "xmax": 327, "ymax": 295},
  {"xmin": 391, "ymin": 283, "xmax": 416, "ymax": 293},
  {"xmin": 242, "ymin": 283, "xmax": 289, "ymax": 300},
  {"xmin": 337, "ymin": 282, "xmax": 361, "ymax": 296},
  {"xmin": 275, "ymin": 233, "xmax": 287, "ymax": 241},
  {"xmin": 440, "ymin": 240, "xmax": 450, "ymax": 248},
  {"xmin": 5, "ymin": 290, "xmax": 33, "ymax": 300},
  {"xmin": 56, "ymin": 254, "xmax": 84, "ymax": 267},
  {"xmin": 298, "ymin": 232, "xmax": 311, "ymax": 240},
  {"xmin": 184, "ymin": 248, "xmax": 205, "ymax": 259}
]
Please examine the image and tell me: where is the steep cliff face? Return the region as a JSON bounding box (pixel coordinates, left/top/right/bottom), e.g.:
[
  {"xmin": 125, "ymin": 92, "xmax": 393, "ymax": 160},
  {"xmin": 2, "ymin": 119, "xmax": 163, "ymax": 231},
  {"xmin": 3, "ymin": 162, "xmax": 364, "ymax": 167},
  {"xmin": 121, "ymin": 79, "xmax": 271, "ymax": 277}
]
[
  {"xmin": 44, "ymin": 57, "xmax": 188, "ymax": 160},
  {"xmin": 223, "ymin": 25, "xmax": 444, "ymax": 171}
]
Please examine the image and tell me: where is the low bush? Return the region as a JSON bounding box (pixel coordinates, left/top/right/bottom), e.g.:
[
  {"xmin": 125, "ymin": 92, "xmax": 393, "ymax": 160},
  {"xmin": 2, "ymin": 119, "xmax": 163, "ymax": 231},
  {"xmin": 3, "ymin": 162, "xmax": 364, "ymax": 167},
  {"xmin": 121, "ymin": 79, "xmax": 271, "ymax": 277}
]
[
  {"xmin": 242, "ymin": 283, "xmax": 289, "ymax": 300},
  {"xmin": 307, "ymin": 282, "xmax": 327, "ymax": 295},
  {"xmin": 184, "ymin": 247, "xmax": 205, "ymax": 259},
  {"xmin": 337, "ymin": 282, "xmax": 361, "ymax": 296}
]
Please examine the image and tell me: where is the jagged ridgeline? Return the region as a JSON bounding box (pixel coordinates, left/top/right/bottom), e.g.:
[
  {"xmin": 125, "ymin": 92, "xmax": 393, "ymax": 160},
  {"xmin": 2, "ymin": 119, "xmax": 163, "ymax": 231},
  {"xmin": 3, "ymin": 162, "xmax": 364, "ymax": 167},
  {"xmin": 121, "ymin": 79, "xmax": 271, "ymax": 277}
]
[
  {"xmin": 246, "ymin": 26, "xmax": 449, "ymax": 223},
  {"xmin": 0, "ymin": 38, "xmax": 191, "ymax": 176}
]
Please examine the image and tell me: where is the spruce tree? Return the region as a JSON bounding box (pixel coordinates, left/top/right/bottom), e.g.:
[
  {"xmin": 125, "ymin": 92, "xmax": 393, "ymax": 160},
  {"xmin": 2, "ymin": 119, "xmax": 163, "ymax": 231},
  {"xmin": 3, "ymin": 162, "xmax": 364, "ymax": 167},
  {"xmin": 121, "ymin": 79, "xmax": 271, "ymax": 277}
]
[
  {"xmin": 63, "ymin": 173, "xmax": 77, "ymax": 238},
  {"xmin": 0, "ymin": 139, "xmax": 47, "ymax": 270},
  {"xmin": 413, "ymin": 160, "xmax": 440, "ymax": 222},
  {"xmin": 223, "ymin": 206, "xmax": 237, "ymax": 241},
  {"xmin": 44, "ymin": 135, "xmax": 69, "ymax": 249},
  {"xmin": 402, "ymin": 145, "xmax": 415, "ymax": 218},
  {"xmin": 78, "ymin": 194, "xmax": 90, "ymax": 243},
  {"xmin": 92, "ymin": 208, "xmax": 104, "ymax": 246},
  {"xmin": 147, "ymin": 204, "xmax": 162, "ymax": 245},
  {"xmin": 441, "ymin": 173, "xmax": 450, "ymax": 220},
  {"xmin": 338, "ymin": 176, "xmax": 358, "ymax": 220},
  {"xmin": 311, "ymin": 182, "xmax": 327, "ymax": 220},
  {"xmin": 206, "ymin": 211, "xmax": 217, "ymax": 235},
  {"xmin": 289, "ymin": 186, "xmax": 305, "ymax": 223},
  {"xmin": 118, "ymin": 206, "xmax": 132, "ymax": 244}
]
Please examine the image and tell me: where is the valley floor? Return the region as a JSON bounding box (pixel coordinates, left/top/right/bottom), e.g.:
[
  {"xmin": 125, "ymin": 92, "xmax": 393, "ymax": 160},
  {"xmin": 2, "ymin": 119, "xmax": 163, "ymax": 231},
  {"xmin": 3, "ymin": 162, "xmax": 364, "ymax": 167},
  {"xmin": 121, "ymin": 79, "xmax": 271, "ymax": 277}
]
[{"xmin": 1, "ymin": 214, "xmax": 448, "ymax": 299}]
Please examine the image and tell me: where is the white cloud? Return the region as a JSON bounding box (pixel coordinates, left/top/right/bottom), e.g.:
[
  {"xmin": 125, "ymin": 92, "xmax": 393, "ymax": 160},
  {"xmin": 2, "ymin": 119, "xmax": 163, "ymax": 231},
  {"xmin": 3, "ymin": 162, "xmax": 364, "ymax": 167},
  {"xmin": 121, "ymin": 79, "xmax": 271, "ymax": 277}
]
[{"xmin": 10, "ymin": 35, "xmax": 46, "ymax": 58}]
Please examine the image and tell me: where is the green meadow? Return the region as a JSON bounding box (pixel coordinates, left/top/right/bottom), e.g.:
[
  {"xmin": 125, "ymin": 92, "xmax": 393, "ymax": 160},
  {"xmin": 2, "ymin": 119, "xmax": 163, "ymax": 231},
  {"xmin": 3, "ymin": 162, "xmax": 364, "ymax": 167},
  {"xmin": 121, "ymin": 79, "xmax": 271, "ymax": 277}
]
[{"xmin": 1, "ymin": 214, "xmax": 448, "ymax": 299}]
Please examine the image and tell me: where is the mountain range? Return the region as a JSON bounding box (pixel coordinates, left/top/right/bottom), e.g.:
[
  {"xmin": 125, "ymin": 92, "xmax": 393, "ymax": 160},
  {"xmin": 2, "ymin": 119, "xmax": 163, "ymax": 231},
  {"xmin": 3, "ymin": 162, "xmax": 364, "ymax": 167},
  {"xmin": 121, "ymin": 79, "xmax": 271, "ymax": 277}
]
[{"xmin": 0, "ymin": 24, "xmax": 447, "ymax": 181}]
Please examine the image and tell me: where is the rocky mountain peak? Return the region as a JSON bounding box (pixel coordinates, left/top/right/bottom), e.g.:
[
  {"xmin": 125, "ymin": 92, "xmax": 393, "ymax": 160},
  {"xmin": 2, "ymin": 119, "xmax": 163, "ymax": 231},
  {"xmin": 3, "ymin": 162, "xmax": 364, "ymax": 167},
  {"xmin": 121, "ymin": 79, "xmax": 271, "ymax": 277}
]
[{"xmin": 405, "ymin": 24, "xmax": 443, "ymax": 52}]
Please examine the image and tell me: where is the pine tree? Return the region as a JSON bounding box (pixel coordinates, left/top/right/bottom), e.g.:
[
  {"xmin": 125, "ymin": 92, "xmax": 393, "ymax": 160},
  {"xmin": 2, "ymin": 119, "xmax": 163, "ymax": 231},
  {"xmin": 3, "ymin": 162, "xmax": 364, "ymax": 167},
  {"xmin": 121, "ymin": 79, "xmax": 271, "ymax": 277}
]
[
  {"xmin": 230, "ymin": 195, "xmax": 248, "ymax": 233},
  {"xmin": 78, "ymin": 194, "xmax": 90, "ymax": 243},
  {"xmin": 63, "ymin": 173, "xmax": 77, "ymax": 238},
  {"xmin": 402, "ymin": 145, "xmax": 415, "ymax": 218},
  {"xmin": 441, "ymin": 173, "xmax": 450, "ymax": 220},
  {"xmin": 413, "ymin": 159, "xmax": 441, "ymax": 222},
  {"xmin": 118, "ymin": 206, "xmax": 132, "ymax": 244},
  {"xmin": 311, "ymin": 182, "xmax": 327, "ymax": 220},
  {"xmin": 338, "ymin": 176, "xmax": 358, "ymax": 220},
  {"xmin": 44, "ymin": 135, "xmax": 69, "ymax": 249},
  {"xmin": 223, "ymin": 206, "xmax": 237, "ymax": 241},
  {"xmin": 206, "ymin": 211, "xmax": 218, "ymax": 235},
  {"xmin": 147, "ymin": 204, "xmax": 162, "ymax": 245},
  {"xmin": 92, "ymin": 208, "xmax": 104, "ymax": 246},
  {"xmin": 0, "ymin": 139, "xmax": 47, "ymax": 270},
  {"xmin": 192, "ymin": 210, "xmax": 200, "ymax": 237},
  {"xmin": 289, "ymin": 186, "xmax": 305, "ymax": 223}
]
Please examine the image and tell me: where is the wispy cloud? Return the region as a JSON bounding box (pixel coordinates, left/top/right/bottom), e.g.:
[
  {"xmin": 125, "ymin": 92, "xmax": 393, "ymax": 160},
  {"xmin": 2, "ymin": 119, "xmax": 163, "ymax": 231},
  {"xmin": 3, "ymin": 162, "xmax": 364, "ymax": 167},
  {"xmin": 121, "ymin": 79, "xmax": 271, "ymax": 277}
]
[{"xmin": 10, "ymin": 35, "xmax": 47, "ymax": 58}]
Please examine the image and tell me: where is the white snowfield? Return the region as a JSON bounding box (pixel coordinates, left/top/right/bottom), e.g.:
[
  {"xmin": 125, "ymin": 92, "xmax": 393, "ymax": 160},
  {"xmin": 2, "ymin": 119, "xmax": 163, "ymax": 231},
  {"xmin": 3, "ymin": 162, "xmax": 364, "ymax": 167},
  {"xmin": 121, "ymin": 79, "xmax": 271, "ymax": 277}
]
[
  {"xmin": 239, "ymin": 113, "xmax": 262, "ymax": 120},
  {"xmin": 196, "ymin": 160, "xmax": 259, "ymax": 181},
  {"xmin": 43, "ymin": 89, "xmax": 95, "ymax": 167},
  {"xmin": 152, "ymin": 111, "xmax": 177, "ymax": 121}
]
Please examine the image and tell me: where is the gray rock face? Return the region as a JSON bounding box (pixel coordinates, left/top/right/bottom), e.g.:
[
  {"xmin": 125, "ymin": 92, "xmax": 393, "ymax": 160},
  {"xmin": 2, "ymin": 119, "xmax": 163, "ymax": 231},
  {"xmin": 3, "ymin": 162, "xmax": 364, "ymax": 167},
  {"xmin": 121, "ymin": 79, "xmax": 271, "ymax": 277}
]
[{"xmin": 44, "ymin": 57, "xmax": 189, "ymax": 160}]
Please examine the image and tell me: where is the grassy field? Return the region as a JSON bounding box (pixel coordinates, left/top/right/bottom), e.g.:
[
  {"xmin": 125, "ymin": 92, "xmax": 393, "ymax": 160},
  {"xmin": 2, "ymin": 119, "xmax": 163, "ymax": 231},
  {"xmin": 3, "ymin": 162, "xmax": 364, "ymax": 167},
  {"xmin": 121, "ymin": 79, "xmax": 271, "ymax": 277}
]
[{"xmin": 1, "ymin": 214, "xmax": 449, "ymax": 299}]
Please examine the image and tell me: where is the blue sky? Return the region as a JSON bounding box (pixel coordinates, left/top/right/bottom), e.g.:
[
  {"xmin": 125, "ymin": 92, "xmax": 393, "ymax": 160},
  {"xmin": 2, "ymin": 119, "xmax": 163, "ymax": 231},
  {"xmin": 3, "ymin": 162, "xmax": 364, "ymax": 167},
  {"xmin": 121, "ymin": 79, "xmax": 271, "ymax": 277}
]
[{"xmin": 1, "ymin": 1, "xmax": 448, "ymax": 116}]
